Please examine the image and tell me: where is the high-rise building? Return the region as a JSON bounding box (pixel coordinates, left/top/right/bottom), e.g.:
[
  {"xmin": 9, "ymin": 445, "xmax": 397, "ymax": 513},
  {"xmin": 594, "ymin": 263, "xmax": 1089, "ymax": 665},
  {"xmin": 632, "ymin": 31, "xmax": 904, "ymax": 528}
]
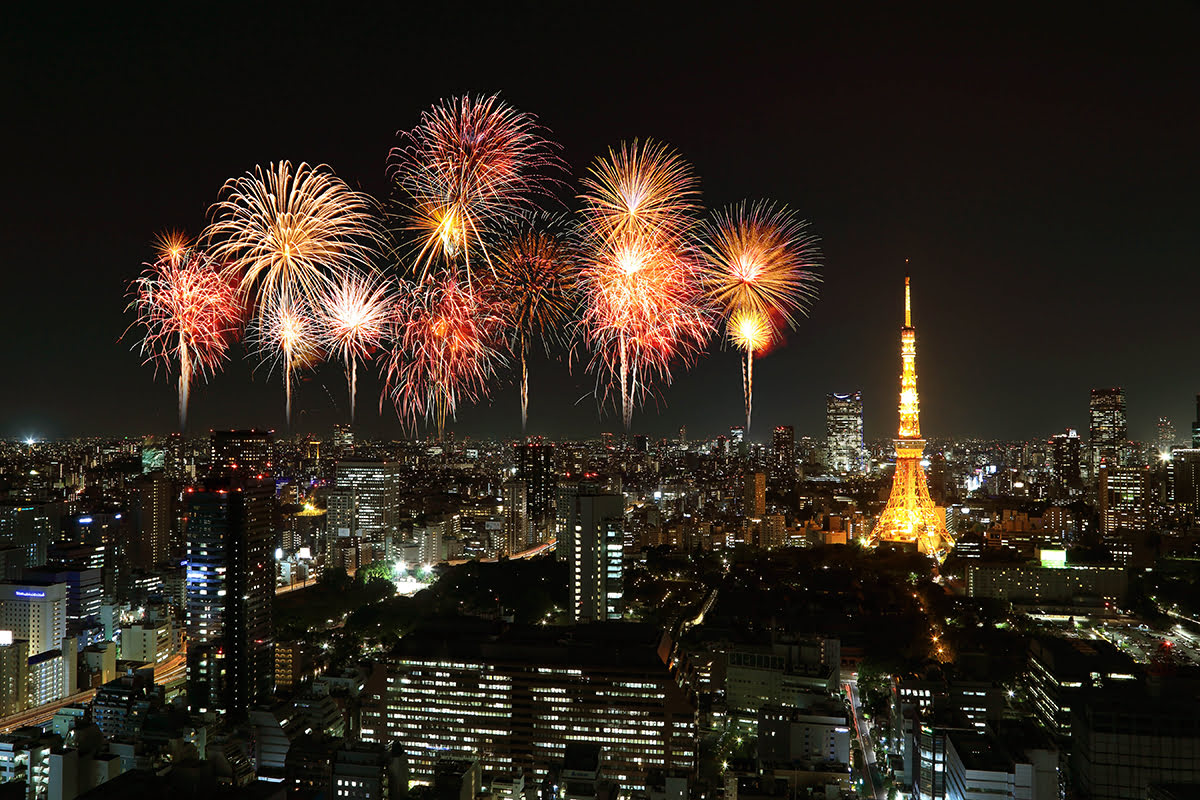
[
  {"xmin": 555, "ymin": 474, "xmax": 614, "ymax": 563},
  {"xmin": 1049, "ymin": 429, "xmax": 1082, "ymax": 500},
  {"xmin": 22, "ymin": 568, "xmax": 101, "ymax": 644},
  {"xmin": 1168, "ymin": 449, "xmax": 1200, "ymax": 509},
  {"xmin": 335, "ymin": 461, "xmax": 400, "ymax": 540},
  {"xmin": 871, "ymin": 278, "xmax": 951, "ymax": 556},
  {"xmin": 514, "ymin": 440, "xmax": 555, "ymax": 542},
  {"xmin": 185, "ymin": 477, "xmax": 274, "ymax": 717},
  {"xmin": 772, "ymin": 426, "xmax": 795, "ymax": 484},
  {"xmin": 210, "ymin": 430, "xmax": 274, "ymax": 476},
  {"xmin": 132, "ymin": 471, "xmax": 172, "ymax": 570},
  {"xmin": 501, "ymin": 480, "xmax": 528, "ymax": 557},
  {"xmin": 1193, "ymin": 394, "xmax": 1200, "ymax": 448},
  {"xmin": 826, "ymin": 392, "xmax": 865, "ymax": 473},
  {"xmin": 1156, "ymin": 416, "xmax": 1176, "ymax": 456},
  {"xmin": 1089, "ymin": 388, "xmax": 1127, "ymax": 476},
  {"xmin": 0, "ymin": 582, "xmax": 66, "ymax": 654},
  {"xmin": 569, "ymin": 493, "xmax": 624, "ymax": 623},
  {"xmin": 0, "ymin": 637, "xmax": 29, "ymax": 717},
  {"xmin": 1099, "ymin": 464, "xmax": 1148, "ymax": 535},
  {"xmin": 0, "ymin": 505, "xmax": 52, "ymax": 569},
  {"xmin": 743, "ymin": 472, "xmax": 766, "ymax": 519}
]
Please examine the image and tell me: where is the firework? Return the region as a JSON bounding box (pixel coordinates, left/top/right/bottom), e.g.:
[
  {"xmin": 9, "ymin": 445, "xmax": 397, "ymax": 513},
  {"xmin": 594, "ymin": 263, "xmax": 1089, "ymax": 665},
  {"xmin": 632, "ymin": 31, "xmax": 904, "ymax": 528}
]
[
  {"xmin": 577, "ymin": 141, "xmax": 712, "ymax": 431},
  {"xmin": 319, "ymin": 271, "xmax": 393, "ymax": 424},
  {"xmin": 389, "ymin": 94, "xmax": 561, "ymax": 283},
  {"xmin": 702, "ymin": 200, "xmax": 821, "ymax": 431},
  {"xmin": 482, "ymin": 212, "xmax": 578, "ymax": 433},
  {"xmin": 383, "ymin": 274, "xmax": 503, "ymax": 439},
  {"xmin": 154, "ymin": 229, "xmax": 191, "ymax": 264},
  {"xmin": 205, "ymin": 160, "xmax": 381, "ymax": 423},
  {"xmin": 126, "ymin": 248, "xmax": 243, "ymax": 429},
  {"xmin": 252, "ymin": 297, "xmax": 324, "ymax": 426}
]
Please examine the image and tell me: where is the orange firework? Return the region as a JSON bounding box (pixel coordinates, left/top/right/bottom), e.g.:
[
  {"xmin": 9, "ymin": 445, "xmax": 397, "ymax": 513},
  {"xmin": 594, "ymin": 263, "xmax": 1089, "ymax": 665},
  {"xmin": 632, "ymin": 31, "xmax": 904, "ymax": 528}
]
[
  {"xmin": 383, "ymin": 274, "xmax": 504, "ymax": 439},
  {"xmin": 482, "ymin": 212, "xmax": 579, "ymax": 433},
  {"xmin": 389, "ymin": 94, "xmax": 562, "ymax": 284},
  {"xmin": 320, "ymin": 272, "xmax": 393, "ymax": 425},
  {"xmin": 702, "ymin": 200, "xmax": 821, "ymax": 431},
  {"xmin": 577, "ymin": 141, "xmax": 713, "ymax": 431},
  {"xmin": 126, "ymin": 247, "xmax": 243, "ymax": 430},
  {"xmin": 252, "ymin": 297, "xmax": 324, "ymax": 426}
]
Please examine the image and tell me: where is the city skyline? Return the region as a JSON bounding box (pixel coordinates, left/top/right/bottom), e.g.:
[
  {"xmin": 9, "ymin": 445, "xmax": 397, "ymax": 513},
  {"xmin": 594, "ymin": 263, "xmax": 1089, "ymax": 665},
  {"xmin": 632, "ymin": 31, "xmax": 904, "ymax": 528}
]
[{"xmin": 4, "ymin": 4, "xmax": 1198, "ymax": 442}]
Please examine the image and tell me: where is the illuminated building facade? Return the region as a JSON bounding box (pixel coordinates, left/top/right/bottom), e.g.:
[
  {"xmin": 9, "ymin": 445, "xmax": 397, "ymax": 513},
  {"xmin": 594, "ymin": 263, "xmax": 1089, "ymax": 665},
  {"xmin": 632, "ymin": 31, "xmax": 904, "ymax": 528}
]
[
  {"xmin": 361, "ymin": 622, "xmax": 696, "ymax": 785},
  {"xmin": 772, "ymin": 425, "xmax": 795, "ymax": 484},
  {"xmin": 570, "ymin": 493, "xmax": 624, "ymax": 623},
  {"xmin": 743, "ymin": 472, "xmax": 766, "ymax": 519},
  {"xmin": 1088, "ymin": 388, "xmax": 1127, "ymax": 477},
  {"xmin": 335, "ymin": 461, "xmax": 400, "ymax": 540},
  {"xmin": 210, "ymin": 429, "xmax": 274, "ymax": 476},
  {"xmin": 1049, "ymin": 429, "xmax": 1082, "ymax": 499},
  {"xmin": 825, "ymin": 392, "xmax": 864, "ymax": 473},
  {"xmin": 514, "ymin": 440, "xmax": 555, "ymax": 544},
  {"xmin": 870, "ymin": 279, "xmax": 951, "ymax": 557},
  {"xmin": 501, "ymin": 480, "xmax": 528, "ymax": 557}
]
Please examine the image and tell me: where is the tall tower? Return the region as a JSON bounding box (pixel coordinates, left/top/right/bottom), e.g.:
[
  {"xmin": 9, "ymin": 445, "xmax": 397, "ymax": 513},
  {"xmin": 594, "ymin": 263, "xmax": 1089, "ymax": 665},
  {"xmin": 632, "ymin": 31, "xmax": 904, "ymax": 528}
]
[
  {"xmin": 826, "ymin": 392, "xmax": 865, "ymax": 473},
  {"xmin": 871, "ymin": 278, "xmax": 951, "ymax": 557},
  {"xmin": 1088, "ymin": 389, "xmax": 1127, "ymax": 476}
]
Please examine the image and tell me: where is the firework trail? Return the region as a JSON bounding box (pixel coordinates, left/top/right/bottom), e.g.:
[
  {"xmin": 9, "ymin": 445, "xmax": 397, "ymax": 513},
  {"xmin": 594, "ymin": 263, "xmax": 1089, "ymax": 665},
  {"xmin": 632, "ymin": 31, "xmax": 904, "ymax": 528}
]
[
  {"xmin": 383, "ymin": 273, "xmax": 504, "ymax": 439},
  {"xmin": 482, "ymin": 212, "xmax": 579, "ymax": 433},
  {"xmin": 126, "ymin": 247, "xmax": 243, "ymax": 430},
  {"xmin": 577, "ymin": 140, "xmax": 713, "ymax": 431},
  {"xmin": 702, "ymin": 200, "xmax": 821, "ymax": 431},
  {"xmin": 389, "ymin": 94, "xmax": 562, "ymax": 285},
  {"xmin": 251, "ymin": 297, "xmax": 324, "ymax": 426},
  {"xmin": 319, "ymin": 271, "xmax": 393, "ymax": 425},
  {"xmin": 205, "ymin": 160, "xmax": 382, "ymax": 423}
]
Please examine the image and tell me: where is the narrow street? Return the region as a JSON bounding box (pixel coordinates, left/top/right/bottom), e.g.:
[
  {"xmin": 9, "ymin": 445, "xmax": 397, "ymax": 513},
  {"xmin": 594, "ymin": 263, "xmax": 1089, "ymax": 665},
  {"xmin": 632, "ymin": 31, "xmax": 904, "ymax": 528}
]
[{"xmin": 845, "ymin": 678, "xmax": 885, "ymax": 800}]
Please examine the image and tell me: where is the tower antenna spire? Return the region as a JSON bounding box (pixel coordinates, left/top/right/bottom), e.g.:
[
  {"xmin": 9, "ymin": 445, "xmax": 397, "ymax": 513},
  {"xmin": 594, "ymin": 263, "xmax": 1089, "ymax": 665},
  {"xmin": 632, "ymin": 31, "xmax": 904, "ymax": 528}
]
[{"xmin": 905, "ymin": 275, "xmax": 911, "ymax": 327}]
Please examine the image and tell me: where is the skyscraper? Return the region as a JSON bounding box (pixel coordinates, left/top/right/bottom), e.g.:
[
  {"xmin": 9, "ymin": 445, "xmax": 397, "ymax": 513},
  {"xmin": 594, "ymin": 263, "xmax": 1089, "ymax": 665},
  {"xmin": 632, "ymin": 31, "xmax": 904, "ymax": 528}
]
[
  {"xmin": 1089, "ymin": 388, "xmax": 1127, "ymax": 476},
  {"xmin": 132, "ymin": 471, "xmax": 172, "ymax": 570},
  {"xmin": 1098, "ymin": 463, "xmax": 1147, "ymax": 535},
  {"xmin": 1193, "ymin": 394, "xmax": 1200, "ymax": 448},
  {"xmin": 568, "ymin": 493, "xmax": 624, "ymax": 623},
  {"xmin": 825, "ymin": 392, "xmax": 865, "ymax": 473},
  {"xmin": 185, "ymin": 477, "xmax": 274, "ymax": 717},
  {"xmin": 1049, "ymin": 429, "xmax": 1082, "ymax": 499},
  {"xmin": 1156, "ymin": 416, "xmax": 1176, "ymax": 456},
  {"xmin": 335, "ymin": 461, "xmax": 401, "ymax": 540},
  {"xmin": 514, "ymin": 440, "xmax": 555, "ymax": 542},
  {"xmin": 555, "ymin": 474, "xmax": 614, "ymax": 563},
  {"xmin": 871, "ymin": 278, "xmax": 951, "ymax": 557},
  {"xmin": 210, "ymin": 430, "xmax": 274, "ymax": 476},
  {"xmin": 501, "ymin": 480, "xmax": 528, "ymax": 557},
  {"xmin": 772, "ymin": 426, "xmax": 795, "ymax": 484},
  {"xmin": 743, "ymin": 472, "xmax": 766, "ymax": 519}
]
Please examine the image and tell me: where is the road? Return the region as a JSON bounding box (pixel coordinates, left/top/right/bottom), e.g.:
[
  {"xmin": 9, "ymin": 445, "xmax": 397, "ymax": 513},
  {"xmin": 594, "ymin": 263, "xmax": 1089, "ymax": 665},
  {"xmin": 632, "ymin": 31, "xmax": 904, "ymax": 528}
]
[
  {"xmin": 845, "ymin": 679, "xmax": 885, "ymax": 800},
  {"xmin": 276, "ymin": 576, "xmax": 318, "ymax": 595}
]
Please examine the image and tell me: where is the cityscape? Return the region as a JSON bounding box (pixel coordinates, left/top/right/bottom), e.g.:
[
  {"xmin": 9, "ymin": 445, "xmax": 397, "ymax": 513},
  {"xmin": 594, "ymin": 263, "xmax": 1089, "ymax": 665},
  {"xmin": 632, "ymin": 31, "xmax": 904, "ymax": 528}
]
[{"xmin": 3, "ymin": 6, "xmax": 1200, "ymax": 800}]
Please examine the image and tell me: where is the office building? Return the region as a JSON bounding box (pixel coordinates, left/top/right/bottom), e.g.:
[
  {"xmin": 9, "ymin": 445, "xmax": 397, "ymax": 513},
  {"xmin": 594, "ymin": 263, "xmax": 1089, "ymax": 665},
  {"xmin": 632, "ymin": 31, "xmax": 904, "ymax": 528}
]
[
  {"xmin": 0, "ymin": 582, "xmax": 66, "ymax": 654},
  {"xmin": 0, "ymin": 637, "xmax": 29, "ymax": 717},
  {"xmin": 966, "ymin": 558, "xmax": 1128, "ymax": 606},
  {"xmin": 185, "ymin": 477, "xmax": 274, "ymax": 717},
  {"xmin": 1193, "ymin": 394, "xmax": 1200, "ymax": 448},
  {"xmin": 772, "ymin": 426, "xmax": 795, "ymax": 484},
  {"xmin": 120, "ymin": 618, "xmax": 174, "ymax": 666},
  {"xmin": 335, "ymin": 461, "xmax": 401, "ymax": 540},
  {"xmin": 361, "ymin": 621, "xmax": 696, "ymax": 784},
  {"xmin": 210, "ymin": 429, "xmax": 274, "ymax": 476},
  {"xmin": 132, "ymin": 470, "xmax": 172, "ymax": 569},
  {"xmin": 757, "ymin": 703, "xmax": 851, "ymax": 769},
  {"xmin": 1168, "ymin": 448, "xmax": 1200, "ymax": 508},
  {"xmin": 825, "ymin": 392, "xmax": 864, "ymax": 473},
  {"xmin": 1099, "ymin": 464, "xmax": 1148, "ymax": 535},
  {"xmin": 1156, "ymin": 416, "xmax": 1176, "ymax": 456},
  {"xmin": 501, "ymin": 480, "xmax": 528, "ymax": 557},
  {"xmin": 514, "ymin": 439, "xmax": 556, "ymax": 542},
  {"xmin": 569, "ymin": 493, "xmax": 624, "ymax": 623},
  {"xmin": 1049, "ymin": 429, "xmax": 1082, "ymax": 499},
  {"xmin": 0, "ymin": 505, "xmax": 52, "ymax": 569},
  {"xmin": 1089, "ymin": 388, "xmax": 1127, "ymax": 476},
  {"xmin": 332, "ymin": 742, "xmax": 403, "ymax": 800},
  {"xmin": 22, "ymin": 568, "xmax": 101, "ymax": 644},
  {"xmin": 1023, "ymin": 637, "xmax": 1137, "ymax": 739},
  {"xmin": 743, "ymin": 472, "xmax": 766, "ymax": 519},
  {"xmin": 556, "ymin": 473, "xmax": 615, "ymax": 563}
]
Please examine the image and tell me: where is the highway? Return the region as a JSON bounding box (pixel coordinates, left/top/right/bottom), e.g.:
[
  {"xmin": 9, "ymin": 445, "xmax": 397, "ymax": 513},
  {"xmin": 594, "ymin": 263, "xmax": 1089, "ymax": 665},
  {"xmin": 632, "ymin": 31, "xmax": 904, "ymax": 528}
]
[{"xmin": 845, "ymin": 678, "xmax": 885, "ymax": 800}]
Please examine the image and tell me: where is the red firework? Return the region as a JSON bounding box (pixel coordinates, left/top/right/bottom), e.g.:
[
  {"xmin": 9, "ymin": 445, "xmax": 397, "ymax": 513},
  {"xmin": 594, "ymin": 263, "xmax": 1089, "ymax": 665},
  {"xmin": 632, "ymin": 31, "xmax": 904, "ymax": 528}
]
[
  {"xmin": 127, "ymin": 248, "xmax": 243, "ymax": 429},
  {"xmin": 383, "ymin": 274, "xmax": 504, "ymax": 438}
]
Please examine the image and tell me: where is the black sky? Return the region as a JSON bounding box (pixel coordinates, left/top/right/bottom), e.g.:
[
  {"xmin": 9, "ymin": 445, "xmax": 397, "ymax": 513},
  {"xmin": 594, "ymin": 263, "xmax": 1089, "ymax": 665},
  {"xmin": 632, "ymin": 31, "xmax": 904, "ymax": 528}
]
[{"xmin": 3, "ymin": 2, "xmax": 1198, "ymax": 443}]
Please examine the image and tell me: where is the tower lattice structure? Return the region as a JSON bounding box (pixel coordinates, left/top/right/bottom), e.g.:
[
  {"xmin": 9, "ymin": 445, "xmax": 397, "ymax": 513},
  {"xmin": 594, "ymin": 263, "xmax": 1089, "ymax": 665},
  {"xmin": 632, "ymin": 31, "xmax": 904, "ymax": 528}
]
[{"xmin": 871, "ymin": 277, "xmax": 952, "ymax": 557}]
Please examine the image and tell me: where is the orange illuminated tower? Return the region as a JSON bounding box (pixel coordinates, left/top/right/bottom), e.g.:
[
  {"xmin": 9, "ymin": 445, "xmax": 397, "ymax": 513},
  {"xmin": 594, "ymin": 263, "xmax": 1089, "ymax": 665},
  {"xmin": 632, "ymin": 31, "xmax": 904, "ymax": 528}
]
[{"xmin": 871, "ymin": 277, "xmax": 952, "ymax": 557}]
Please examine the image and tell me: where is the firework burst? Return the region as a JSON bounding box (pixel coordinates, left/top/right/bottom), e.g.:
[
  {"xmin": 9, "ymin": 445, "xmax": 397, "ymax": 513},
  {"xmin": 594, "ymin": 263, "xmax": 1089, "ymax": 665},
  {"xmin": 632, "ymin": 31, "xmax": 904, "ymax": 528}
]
[
  {"xmin": 126, "ymin": 247, "xmax": 243, "ymax": 430},
  {"xmin": 205, "ymin": 160, "xmax": 382, "ymax": 423},
  {"xmin": 319, "ymin": 272, "xmax": 393, "ymax": 425},
  {"xmin": 482, "ymin": 212, "xmax": 579, "ymax": 433},
  {"xmin": 252, "ymin": 297, "xmax": 324, "ymax": 426},
  {"xmin": 577, "ymin": 141, "xmax": 713, "ymax": 431},
  {"xmin": 383, "ymin": 274, "xmax": 504, "ymax": 439},
  {"xmin": 389, "ymin": 94, "xmax": 561, "ymax": 284},
  {"xmin": 702, "ymin": 200, "xmax": 821, "ymax": 431}
]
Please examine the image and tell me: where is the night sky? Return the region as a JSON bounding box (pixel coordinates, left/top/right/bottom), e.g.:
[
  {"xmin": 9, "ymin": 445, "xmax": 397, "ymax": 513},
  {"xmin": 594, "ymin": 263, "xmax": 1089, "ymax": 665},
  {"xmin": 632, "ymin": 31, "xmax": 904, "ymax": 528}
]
[{"xmin": 4, "ymin": 3, "xmax": 1198, "ymax": 443}]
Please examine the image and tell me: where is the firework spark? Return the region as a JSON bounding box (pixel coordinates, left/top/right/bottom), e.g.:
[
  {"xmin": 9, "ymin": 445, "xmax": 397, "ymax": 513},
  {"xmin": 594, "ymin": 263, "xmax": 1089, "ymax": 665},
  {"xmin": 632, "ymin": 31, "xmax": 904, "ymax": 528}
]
[
  {"xmin": 126, "ymin": 248, "xmax": 243, "ymax": 429},
  {"xmin": 702, "ymin": 200, "xmax": 821, "ymax": 431},
  {"xmin": 252, "ymin": 297, "xmax": 324, "ymax": 426},
  {"xmin": 482, "ymin": 212, "xmax": 578, "ymax": 433},
  {"xmin": 319, "ymin": 272, "xmax": 393, "ymax": 424},
  {"xmin": 154, "ymin": 229, "xmax": 191, "ymax": 265},
  {"xmin": 389, "ymin": 94, "xmax": 561, "ymax": 284},
  {"xmin": 577, "ymin": 141, "xmax": 712, "ymax": 431},
  {"xmin": 383, "ymin": 274, "xmax": 504, "ymax": 439},
  {"xmin": 205, "ymin": 160, "xmax": 382, "ymax": 423}
]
